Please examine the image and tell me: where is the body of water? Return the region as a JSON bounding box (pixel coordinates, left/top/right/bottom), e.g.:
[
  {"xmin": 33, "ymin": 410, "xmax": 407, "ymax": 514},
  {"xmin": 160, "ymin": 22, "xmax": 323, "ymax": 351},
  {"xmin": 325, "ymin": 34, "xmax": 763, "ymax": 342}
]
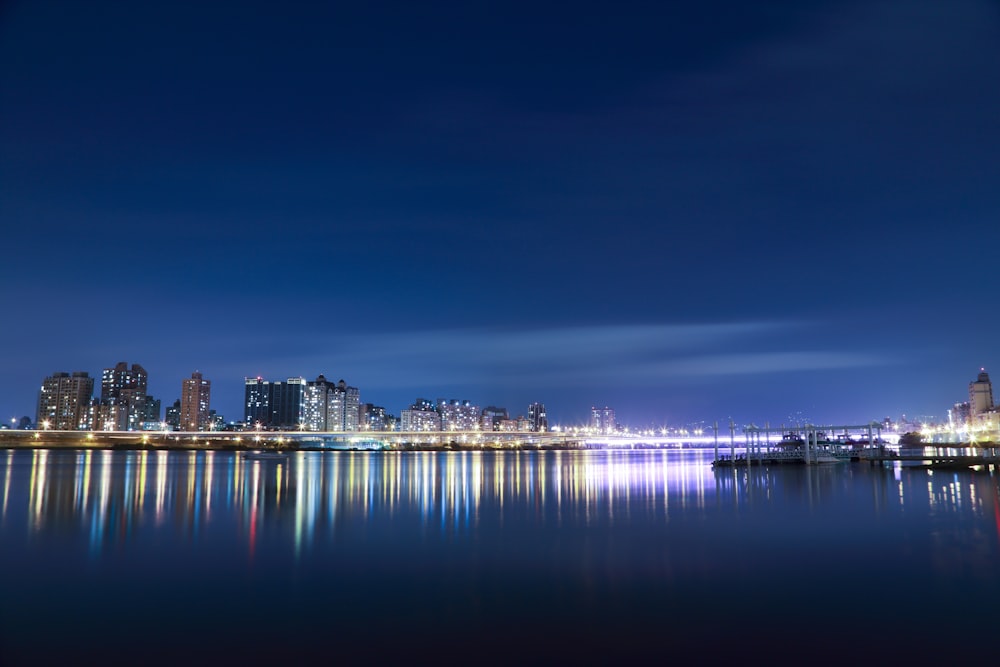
[{"xmin": 1, "ymin": 448, "xmax": 997, "ymax": 664}]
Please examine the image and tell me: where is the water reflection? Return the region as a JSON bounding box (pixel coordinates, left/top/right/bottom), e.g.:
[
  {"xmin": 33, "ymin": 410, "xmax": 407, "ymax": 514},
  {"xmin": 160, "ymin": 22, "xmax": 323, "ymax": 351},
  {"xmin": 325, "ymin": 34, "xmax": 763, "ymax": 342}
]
[
  {"xmin": 3, "ymin": 449, "xmax": 1000, "ymax": 558},
  {"xmin": 2, "ymin": 449, "xmax": 716, "ymax": 551}
]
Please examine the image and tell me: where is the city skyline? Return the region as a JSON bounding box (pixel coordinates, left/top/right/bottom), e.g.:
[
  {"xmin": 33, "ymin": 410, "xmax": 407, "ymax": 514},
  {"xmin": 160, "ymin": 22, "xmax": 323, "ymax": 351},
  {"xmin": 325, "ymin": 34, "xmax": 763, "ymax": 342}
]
[
  {"xmin": 20, "ymin": 360, "xmax": 997, "ymax": 432},
  {"xmin": 2, "ymin": 1, "xmax": 999, "ymax": 427}
]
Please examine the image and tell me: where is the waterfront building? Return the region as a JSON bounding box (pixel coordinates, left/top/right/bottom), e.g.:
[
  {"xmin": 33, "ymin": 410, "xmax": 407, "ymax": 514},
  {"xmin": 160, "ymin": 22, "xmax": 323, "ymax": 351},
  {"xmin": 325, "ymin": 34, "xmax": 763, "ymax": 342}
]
[
  {"xmin": 245, "ymin": 376, "xmax": 350, "ymax": 429},
  {"xmin": 142, "ymin": 395, "xmax": 161, "ymax": 424},
  {"xmin": 359, "ymin": 403, "xmax": 393, "ymax": 431},
  {"xmin": 969, "ymin": 369, "xmax": 994, "ymax": 416},
  {"xmin": 527, "ymin": 402, "xmax": 547, "ymax": 432},
  {"xmin": 481, "ymin": 406, "xmax": 508, "ymax": 431},
  {"xmin": 516, "ymin": 416, "xmax": 531, "ymax": 432},
  {"xmin": 87, "ymin": 398, "xmax": 129, "ymax": 431},
  {"xmin": 949, "ymin": 402, "xmax": 972, "ymax": 429},
  {"xmin": 591, "ymin": 406, "xmax": 616, "ymax": 434},
  {"xmin": 180, "ymin": 372, "xmax": 211, "ymax": 431},
  {"xmin": 497, "ymin": 418, "xmax": 518, "ymax": 432},
  {"xmin": 209, "ymin": 410, "xmax": 225, "ymax": 431},
  {"xmin": 302, "ymin": 375, "xmax": 334, "ymax": 431},
  {"xmin": 37, "ymin": 371, "xmax": 94, "ymax": 430},
  {"xmin": 244, "ymin": 378, "xmax": 271, "ymax": 427},
  {"xmin": 101, "ymin": 362, "xmax": 148, "ymax": 431},
  {"xmin": 330, "ymin": 379, "xmax": 360, "ymax": 431},
  {"xmin": 401, "ymin": 399, "xmax": 440, "ymax": 431},
  {"xmin": 244, "ymin": 376, "xmax": 304, "ymax": 429},
  {"xmin": 271, "ymin": 377, "xmax": 306, "ymax": 428},
  {"xmin": 438, "ymin": 399, "xmax": 480, "ymax": 431},
  {"xmin": 300, "ymin": 375, "xmax": 359, "ymax": 431},
  {"xmin": 165, "ymin": 399, "xmax": 181, "ymax": 430}
]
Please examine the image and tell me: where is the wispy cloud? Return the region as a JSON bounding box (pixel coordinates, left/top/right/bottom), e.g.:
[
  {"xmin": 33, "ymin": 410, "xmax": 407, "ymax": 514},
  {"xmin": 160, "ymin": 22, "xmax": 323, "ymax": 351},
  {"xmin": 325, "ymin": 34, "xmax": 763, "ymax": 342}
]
[{"xmin": 271, "ymin": 322, "xmax": 895, "ymax": 389}]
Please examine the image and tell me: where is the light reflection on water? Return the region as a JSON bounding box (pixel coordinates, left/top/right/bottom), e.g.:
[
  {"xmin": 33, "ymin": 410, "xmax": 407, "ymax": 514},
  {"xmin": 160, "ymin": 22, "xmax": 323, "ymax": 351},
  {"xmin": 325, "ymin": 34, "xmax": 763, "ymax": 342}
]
[
  {"xmin": 2, "ymin": 448, "xmax": 1000, "ymax": 664},
  {"xmin": 3, "ymin": 449, "xmax": 721, "ymax": 552}
]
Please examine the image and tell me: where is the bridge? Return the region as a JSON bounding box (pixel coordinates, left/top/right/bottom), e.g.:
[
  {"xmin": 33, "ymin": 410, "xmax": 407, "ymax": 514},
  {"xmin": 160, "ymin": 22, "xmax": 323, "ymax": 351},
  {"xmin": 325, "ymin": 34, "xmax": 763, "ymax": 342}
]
[{"xmin": 0, "ymin": 428, "xmax": 722, "ymax": 450}]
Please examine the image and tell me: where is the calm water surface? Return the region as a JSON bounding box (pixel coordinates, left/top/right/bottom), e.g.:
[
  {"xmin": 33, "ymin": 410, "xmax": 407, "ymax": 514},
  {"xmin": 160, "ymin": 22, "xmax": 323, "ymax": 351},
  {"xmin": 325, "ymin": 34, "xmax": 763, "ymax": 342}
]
[{"xmin": 1, "ymin": 448, "xmax": 998, "ymax": 664}]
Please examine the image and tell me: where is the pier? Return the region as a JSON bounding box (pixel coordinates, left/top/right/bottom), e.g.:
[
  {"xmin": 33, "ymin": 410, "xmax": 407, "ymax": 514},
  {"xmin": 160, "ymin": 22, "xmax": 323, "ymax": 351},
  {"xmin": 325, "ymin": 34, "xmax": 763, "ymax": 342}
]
[{"xmin": 711, "ymin": 421, "xmax": 1000, "ymax": 469}]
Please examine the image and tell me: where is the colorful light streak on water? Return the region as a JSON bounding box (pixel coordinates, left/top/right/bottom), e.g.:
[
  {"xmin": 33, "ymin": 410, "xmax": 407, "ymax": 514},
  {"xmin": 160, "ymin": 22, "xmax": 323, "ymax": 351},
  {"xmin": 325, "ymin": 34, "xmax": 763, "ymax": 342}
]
[{"xmin": 2, "ymin": 447, "xmax": 1000, "ymax": 664}]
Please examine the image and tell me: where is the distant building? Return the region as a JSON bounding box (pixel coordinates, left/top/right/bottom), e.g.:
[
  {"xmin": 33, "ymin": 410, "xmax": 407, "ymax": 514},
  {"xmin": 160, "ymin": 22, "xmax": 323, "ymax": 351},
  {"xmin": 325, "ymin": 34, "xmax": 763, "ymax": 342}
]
[
  {"xmin": 481, "ymin": 406, "xmax": 508, "ymax": 432},
  {"xmin": 37, "ymin": 371, "xmax": 94, "ymax": 430},
  {"xmin": 437, "ymin": 399, "xmax": 480, "ymax": 431},
  {"xmin": 950, "ymin": 402, "xmax": 972, "ymax": 429},
  {"xmin": 244, "ymin": 377, "xmax": 271, "ymax": 427},
  {"xmin": 180, "ymin": 371, "xmax": 211, "ymax": 431},
  {"xmin": 300, "ymin": 375, "xmax": 359, "ymax": 431},
  {"xmin": 527, "ymin": 402, "xmax": 548, "ymax": 432},
  {"xmin": 272, "ymin": 377, "xmax": 306, "ymax": 428},
  {"xmin": 969, "ymin": 370, "xmax": 994, "ymax": 416},
  {"xmin": 101, "ymin": 362, "xmax": 148, "ymax": 431},
  {"xmin": 244, "ymin": 376, "xmax": 305, "ymax": 429},
  {"xmin": 165, "ymin": 399, "xmax": 181, "ymax": 430},
  {"xmin": 87, "ymin": 398, "xmax": 129, "ymax": 431},
  {"xmin": 208, "ymin": 410, "xmax": 225, "ymax": 431},
  {"xmin": 142, "ymin": 395, "xmax": 162, "ymax": 425},
  {"xmin": 245, "ymin": 375, "xmax": 357, "ymax": 430},
  {"xmin": 330, "ymin": 379, "xmax": 360, "ymax": 431},
  {"xmin": 359, "ymin": 403, "xmax": 393, "ymax": 431},
  {"xmin": 401, "ymin": 398, "xmax": 440, "ymax": 431},
  {"xmin": 591, "ymin": 406, "xmax": 616, "ymax": 434}
]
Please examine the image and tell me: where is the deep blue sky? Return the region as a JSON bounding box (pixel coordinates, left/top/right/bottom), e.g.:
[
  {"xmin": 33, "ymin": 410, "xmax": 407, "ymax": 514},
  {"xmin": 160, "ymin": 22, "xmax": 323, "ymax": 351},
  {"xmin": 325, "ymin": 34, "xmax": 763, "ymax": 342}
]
[{"xmin": 2, "ymin": 0, "xmax": 998, "ymax": 428}]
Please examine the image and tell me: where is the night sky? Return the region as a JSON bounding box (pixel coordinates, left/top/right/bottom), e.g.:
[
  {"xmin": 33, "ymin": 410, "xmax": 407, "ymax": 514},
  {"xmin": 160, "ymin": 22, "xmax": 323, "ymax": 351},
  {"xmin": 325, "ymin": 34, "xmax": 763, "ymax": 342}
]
[{"xmin": 2, "ymin": 0, "xmax": 998, "ymax": 429}]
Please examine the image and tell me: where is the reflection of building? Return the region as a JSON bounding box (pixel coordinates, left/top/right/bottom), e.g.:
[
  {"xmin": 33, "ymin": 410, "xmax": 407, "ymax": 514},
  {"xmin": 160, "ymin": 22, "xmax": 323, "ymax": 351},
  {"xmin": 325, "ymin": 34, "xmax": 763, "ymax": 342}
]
[
  {"xmin": 101, "ymin": 362, "xmax": 148, "ymax": 431},
  {"xmin": 180, "ymin": 372, "xmax": 211, "ymax": 431},
  {"xmin": 37, "ymin": 371, "xmax": 94, "ymax": 430},
  {"xmin": 591, "ymin": 406, "xmax": 616, "ymax": 434},
  {"xmin": 970, "ymin": 370, "xmax": 994, "ymax": 416},
  {"xmin": 528, "ymin": 402, "xmax": 548, "ymax": 432}
]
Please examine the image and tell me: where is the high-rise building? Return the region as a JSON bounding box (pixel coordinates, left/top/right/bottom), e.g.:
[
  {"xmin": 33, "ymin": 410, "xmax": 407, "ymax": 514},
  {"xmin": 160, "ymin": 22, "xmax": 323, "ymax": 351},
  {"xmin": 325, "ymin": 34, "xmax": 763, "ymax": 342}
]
[
  {"xmin": 302, "ymin": 375, "xmax": 334, "ymax": 431},
  {"xmin": 101, "ymin": 362, "xmax": 148, "ymax": 431},
  {"xmin": 244, "ymin": 377, "xmax": 271, "ymax": 427},
  {"xmin": 328, "ymin": 379, "xmax": 360, "ymax": 431},
  {"xmin": 969, "ymin": 370, "xmax": 994, "ymax": 416},
  {"xmin": 272, "ymin": 377, "xmax": 306, "ymax": 428},
  {"xmin": 359, "ymin": 403, "xmax": 393, "ymax": 431},
  {"xmin": 165, "ymin": 399, "xmax": 181, "ymax": 430},
  {"xmin": 180, "ymin": 372, "xmax": 211, "ymax": 431},
  {"xmin": 142, "ymin": 396, "xmax": 162, "ymax": 426},
  {"xmin": 245, "ymin": 376, "xmax": 325, "ymax": 429},
  {"xmin": 437, "ymin": 399, "xmax": 480, "ymax": 431},
  {"xmin": 591, "ymin": 406, "xmax": 616, "ymax": 434},
  {"xmin": 481, "ymin": 406, "xmax": 508, "ymax": 431},
  {"xmin": 401, "ymin": 398, "xmax": 440, "ymax": 431},
  {"xmin": 87, "ymin": 398, "xmax": 129, "ymax": 431},
  {"xmin": 527, "ymin": 402, "xmax": 548, "ymax": 432},
  {"xmin": 37, "ymin": 371, "xmax": 94, "ymax": 430}
]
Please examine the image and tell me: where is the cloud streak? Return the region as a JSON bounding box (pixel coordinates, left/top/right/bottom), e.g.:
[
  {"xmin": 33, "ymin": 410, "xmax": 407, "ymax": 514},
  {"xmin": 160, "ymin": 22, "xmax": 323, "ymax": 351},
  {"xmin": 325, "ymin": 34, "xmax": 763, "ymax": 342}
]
[{"xmin": 282, "ymin": 323, "xmax": 895, "ymax": 389}]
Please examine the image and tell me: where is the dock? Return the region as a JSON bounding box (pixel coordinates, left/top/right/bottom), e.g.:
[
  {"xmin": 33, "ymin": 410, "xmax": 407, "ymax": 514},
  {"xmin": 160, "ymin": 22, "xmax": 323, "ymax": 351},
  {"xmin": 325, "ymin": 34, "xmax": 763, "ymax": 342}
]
[{"xmin": 710, "ymin": 421, "xmax": 1000, "ymax": 469}]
